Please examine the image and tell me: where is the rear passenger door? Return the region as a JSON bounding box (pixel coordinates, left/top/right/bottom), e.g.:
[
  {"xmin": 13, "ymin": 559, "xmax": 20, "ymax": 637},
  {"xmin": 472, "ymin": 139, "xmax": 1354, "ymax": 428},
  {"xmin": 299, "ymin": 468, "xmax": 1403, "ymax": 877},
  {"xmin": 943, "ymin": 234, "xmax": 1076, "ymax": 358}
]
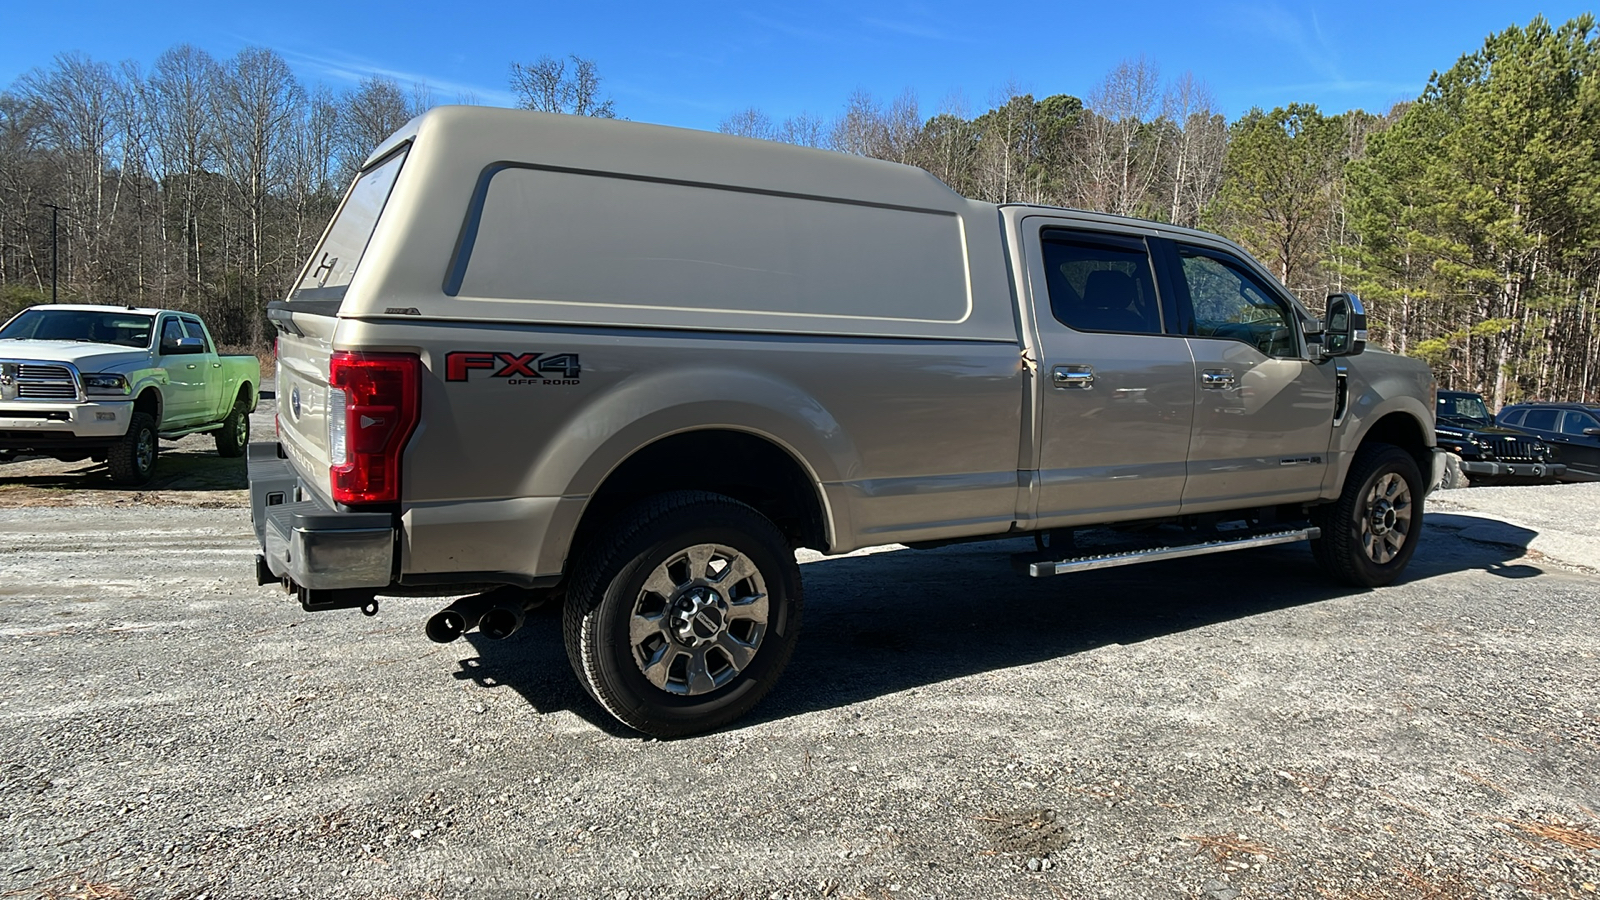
[
  {"xmin": 180, "ymin": 316, "xmax": 225, "ymax": 421},
  {"xmin": 1170, "ymin": 243, "xmax": 1337, "ymax": 508},
  {"xmin": 1025, "ymin": 222, "xmax": 1196, "ymax": 526}
]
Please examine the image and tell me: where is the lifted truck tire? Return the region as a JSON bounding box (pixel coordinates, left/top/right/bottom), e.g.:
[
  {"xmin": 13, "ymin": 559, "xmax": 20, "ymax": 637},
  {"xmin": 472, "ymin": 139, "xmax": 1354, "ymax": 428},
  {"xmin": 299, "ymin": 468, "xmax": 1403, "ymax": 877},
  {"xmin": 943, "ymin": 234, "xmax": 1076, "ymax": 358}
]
[
  {"xmin": 1311, "ymin": 443, "xmax": 1423, "ymax": 588},
  {"xmin": 108, "ymin": 411, "xmax": 158, "ymax": 486},
  {"xmin": 563, "ymin": 491, "xmax": 803, "ymax": 738},
  {"xmin": 214, "ymin": 399, "xmax": 251, "ymax": 458}
]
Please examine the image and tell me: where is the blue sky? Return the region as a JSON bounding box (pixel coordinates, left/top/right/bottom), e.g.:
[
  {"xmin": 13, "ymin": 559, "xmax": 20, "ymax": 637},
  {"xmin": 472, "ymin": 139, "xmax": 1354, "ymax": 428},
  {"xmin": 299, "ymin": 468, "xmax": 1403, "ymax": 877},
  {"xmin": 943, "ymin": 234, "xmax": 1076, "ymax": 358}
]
[{"xmin": 3, "ymin": 1, "xmax": 1594, "ymax": 130}]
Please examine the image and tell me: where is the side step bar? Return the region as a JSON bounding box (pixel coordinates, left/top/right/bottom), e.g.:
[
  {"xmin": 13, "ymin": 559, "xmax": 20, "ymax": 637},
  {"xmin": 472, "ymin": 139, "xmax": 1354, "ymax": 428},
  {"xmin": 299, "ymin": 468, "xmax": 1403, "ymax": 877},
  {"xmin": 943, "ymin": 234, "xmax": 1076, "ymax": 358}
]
[{"xmin": 1028, "ymin": 527, "xmax": 1321, "ymax": 577}]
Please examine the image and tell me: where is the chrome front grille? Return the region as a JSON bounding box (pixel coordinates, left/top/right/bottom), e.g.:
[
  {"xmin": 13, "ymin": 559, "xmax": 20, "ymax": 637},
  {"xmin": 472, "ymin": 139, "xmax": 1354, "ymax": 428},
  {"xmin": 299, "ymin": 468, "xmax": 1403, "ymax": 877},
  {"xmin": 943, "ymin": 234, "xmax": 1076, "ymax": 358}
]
[
  {"xmin": 0, "ymin": 360, "xmax": 83, "ymax": 402},
  {"xmin": 18, "ymin": 382, "xmax": 79, "ymax": 399}
]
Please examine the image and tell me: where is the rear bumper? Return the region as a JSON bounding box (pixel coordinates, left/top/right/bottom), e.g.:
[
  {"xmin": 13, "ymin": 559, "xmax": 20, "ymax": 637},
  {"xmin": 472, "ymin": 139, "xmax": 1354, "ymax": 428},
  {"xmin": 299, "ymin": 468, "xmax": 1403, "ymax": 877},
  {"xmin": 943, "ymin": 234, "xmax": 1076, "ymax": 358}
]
[
  {"xmin": 1459, "ymin": 459, "xmax": 1565, "ymax": 479},
  {"xmin": 248, "ymin": 442, "xmax": 395, "ymax": 591}
]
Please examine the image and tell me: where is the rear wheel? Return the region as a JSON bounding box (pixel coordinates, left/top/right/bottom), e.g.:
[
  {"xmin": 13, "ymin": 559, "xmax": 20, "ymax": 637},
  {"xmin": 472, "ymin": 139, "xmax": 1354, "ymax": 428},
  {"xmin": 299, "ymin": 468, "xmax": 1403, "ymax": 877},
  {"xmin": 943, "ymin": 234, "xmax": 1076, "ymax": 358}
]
[
  {"xmin": 108, "ymin": 411, "xmax": 158, "ymax": 486},
  {"xmin": 214, "ymin": 397, "xmax": 250, "ymax": 458},
  {"xmin": 563, "ymin": 491, "xmax": 803, "ymax": 738},
  {"xmin": 1311, "ymin": 443, "xmax": 1423, "ymax": 587}
]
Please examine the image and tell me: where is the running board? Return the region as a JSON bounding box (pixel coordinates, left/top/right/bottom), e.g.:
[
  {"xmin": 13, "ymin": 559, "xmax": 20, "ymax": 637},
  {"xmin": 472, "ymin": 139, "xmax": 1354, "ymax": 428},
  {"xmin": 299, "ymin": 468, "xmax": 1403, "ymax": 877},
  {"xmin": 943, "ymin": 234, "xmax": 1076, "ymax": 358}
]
[{"xmin": 1028, "ymin": 527, "xmax": 1321, "ymax": 577}]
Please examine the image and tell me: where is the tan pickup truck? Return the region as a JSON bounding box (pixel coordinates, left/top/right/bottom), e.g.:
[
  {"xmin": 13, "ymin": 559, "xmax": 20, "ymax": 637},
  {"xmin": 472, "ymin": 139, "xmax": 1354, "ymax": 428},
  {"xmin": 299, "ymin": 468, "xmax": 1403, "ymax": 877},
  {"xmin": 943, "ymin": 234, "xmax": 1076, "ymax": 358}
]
[{"xmin": 249, "ymin": 106, "xmax": 1440, "ymax": 737}]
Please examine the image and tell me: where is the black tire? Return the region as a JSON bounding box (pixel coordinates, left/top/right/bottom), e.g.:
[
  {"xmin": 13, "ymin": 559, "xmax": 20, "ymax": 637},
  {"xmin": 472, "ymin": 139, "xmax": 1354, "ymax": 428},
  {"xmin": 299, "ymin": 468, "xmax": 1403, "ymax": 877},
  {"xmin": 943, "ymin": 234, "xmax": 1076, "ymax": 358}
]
[
  {"xmin": 1310, "ymin": 443, "xmax": 1424, "ymax": 587},
  {"xmin": 214, "ymin": 397, "xmax": 250, "ymax": 458},
  {"xmin": 563, "ymin": 491, "xmax": 803, "ymax": 738},
  {"xmin": 108, "ymin": 411, "xmax": 158, "ymax": 486}
]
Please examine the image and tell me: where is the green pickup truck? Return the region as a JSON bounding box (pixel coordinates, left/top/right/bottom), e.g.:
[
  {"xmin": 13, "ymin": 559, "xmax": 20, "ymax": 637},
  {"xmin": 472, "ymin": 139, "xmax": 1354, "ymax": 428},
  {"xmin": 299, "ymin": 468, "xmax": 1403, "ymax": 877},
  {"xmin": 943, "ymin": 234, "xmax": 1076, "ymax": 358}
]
[{"xmin": 0, "ymin": 305, "xmax": 261, "ymax": 484}]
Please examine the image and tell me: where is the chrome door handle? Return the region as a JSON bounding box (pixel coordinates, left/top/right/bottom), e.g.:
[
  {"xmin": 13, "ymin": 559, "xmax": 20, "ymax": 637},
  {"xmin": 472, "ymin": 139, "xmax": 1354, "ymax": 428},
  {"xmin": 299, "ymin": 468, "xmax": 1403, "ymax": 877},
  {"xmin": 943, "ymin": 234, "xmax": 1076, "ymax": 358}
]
[
  {"xmin": 212, "ymin": 362, "xmax": 222, "ymax": 368},
  {"xmin": 186, "ymin": 363, "xmax": 198, "ymax": 369},
  {"xmin": 1201, "ymin": 368, "xmax": 1236, "ymax": 389},
  {"xmin": 1052, "ymin": 365, "xmax": 1095, "ymax": 389}
]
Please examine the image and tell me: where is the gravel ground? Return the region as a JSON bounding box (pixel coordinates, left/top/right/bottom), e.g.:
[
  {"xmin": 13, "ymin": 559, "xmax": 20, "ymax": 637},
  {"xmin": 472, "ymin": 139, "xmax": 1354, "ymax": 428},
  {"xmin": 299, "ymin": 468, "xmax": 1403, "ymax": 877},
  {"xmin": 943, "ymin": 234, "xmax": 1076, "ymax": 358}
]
[{"xmin": 2, "ymin": 411, "xmax": 1598, "ymax": 899}]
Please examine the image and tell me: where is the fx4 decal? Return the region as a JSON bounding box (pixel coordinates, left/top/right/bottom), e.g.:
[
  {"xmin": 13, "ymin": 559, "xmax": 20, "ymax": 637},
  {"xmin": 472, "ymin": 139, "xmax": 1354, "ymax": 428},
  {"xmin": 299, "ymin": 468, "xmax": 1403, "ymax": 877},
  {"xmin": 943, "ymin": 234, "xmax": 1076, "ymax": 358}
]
[{"xmin": 445, "ymin": 351, "xmax": 581, "ymax": 384}]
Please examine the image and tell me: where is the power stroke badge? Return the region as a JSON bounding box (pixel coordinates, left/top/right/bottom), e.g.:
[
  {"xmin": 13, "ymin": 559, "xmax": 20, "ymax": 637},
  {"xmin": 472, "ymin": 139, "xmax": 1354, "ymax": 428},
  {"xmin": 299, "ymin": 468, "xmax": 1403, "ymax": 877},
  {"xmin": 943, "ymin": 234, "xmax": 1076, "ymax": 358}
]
[{"xmin": 445, "ymin": 351, "xmax": 581, "ymax": 385}]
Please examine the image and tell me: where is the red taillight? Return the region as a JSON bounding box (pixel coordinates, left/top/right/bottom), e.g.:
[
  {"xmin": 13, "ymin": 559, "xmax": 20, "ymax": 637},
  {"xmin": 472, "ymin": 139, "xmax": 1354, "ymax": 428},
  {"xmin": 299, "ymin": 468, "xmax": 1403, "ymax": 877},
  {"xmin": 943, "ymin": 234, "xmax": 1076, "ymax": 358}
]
[{"xmin": 327, "ymin": 351, "xmax": 420, "ymax": 505}]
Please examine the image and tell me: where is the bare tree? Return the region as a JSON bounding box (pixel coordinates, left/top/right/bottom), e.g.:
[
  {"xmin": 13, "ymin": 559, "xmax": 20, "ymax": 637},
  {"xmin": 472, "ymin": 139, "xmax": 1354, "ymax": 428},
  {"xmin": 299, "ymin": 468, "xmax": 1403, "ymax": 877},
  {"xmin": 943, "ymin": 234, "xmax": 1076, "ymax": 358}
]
[
  {"xmin": 17, "ymin": 53, "xmax": 120, "ymax": 297},
  {"xmin": 830, "ymin": 89, "xmax": 921, "ymax": 163},
  {"xmin": 213, "ymin": 46, "xmax": 303, "ymax": 344},
  {"xmin": 775, "ymin": 112, "xmax": 829, "ymax": 149},
  {"xmin": 719, "ymin": 107, "xmax": 775, "ymax": 141},
  {"xmin": 287, "ymin": 85, "xmax": 340, "ymax": 272},
  {"xmin": 1161, "ymin": 72, "xmax": 1227, "ymax": 227},
  {"xmin": 337, "ymin": 75, "xmax": 412, "ymax": 182},
  {"xmin": 509, "ymin": 55, "xmax": 615, "ymax": 118},
  {"xmin": 150, "ymin": 44, "xmax": 220, "ymax": 300},
  {"xmin": 1073, "ymin": 57, "xmax": 1166, "ymax": 216}
]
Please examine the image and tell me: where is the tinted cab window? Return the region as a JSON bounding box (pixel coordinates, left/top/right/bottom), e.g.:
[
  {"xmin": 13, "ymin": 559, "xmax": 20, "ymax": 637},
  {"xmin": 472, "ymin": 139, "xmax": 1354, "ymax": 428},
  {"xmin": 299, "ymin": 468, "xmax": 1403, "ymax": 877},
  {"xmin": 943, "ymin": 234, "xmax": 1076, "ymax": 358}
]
[
  {"xmin": 1522, "ymin": 409, "xmax": 1560, "ymax": 431},
  {"xmin": 1040, "ymin": 234, "xmax": 1163, "ymax": 335},
  {"xmin": 1563, "ymin": 410, "xmax": 1600, "ymax": 435}
]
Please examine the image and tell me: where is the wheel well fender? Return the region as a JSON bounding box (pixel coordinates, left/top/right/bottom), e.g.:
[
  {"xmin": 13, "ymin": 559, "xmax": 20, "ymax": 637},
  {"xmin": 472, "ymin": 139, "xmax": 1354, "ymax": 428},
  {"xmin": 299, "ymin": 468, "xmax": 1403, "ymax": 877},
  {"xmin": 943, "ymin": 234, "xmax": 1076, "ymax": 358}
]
[
  {"xmin": 571, "ymin": 428, "xmax": 832, "ymax": 558},
  {"xmin": 1354, "ymin": 411, "xmax": 1431, "ymax": 481},
  {"xmin": 133, "ymin": 388, "xmax": 162, "ymax": 427}
]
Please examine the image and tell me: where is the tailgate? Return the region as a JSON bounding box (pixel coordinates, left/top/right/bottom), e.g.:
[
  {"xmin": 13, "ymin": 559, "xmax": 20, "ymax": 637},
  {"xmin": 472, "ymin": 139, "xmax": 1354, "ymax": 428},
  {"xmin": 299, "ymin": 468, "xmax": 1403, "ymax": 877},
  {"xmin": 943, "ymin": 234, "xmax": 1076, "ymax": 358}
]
[{"xmin": 273, "ymin": 315, "xmax": 339, "ymax": 504}]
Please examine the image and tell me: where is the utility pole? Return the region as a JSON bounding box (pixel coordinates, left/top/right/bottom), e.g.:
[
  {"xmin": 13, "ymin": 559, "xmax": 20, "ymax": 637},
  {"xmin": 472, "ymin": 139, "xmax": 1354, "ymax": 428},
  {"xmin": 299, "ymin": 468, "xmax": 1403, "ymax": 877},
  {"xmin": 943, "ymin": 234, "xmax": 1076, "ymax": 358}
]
[{"xmin": 43, "ymin": 203, "xmax": 68, "ymax": 303}]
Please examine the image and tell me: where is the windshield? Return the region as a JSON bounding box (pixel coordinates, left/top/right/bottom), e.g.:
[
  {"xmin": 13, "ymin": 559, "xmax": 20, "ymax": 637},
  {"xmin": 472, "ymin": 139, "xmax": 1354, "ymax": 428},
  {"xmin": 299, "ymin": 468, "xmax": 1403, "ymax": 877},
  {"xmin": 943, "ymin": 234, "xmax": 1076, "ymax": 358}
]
[
  {"xmin": 290, "ymin": 145, "xmax": 408, "ymax": 302},
  {"xmin": 1438, "ymin": 393, "xmax": 1491, "ymax": 425},
  {"xmin": 0, "ymin": 309, "xmax": 154, "ymax": 348}
]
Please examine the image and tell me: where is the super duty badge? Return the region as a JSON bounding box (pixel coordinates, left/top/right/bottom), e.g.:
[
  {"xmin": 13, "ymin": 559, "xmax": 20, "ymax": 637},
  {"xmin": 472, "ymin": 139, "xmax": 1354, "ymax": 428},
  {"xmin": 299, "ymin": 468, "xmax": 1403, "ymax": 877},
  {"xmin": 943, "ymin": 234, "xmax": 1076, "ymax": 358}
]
[{"xmin": 445, "ymin": 351, "xmax": 581, "ymax": 384}]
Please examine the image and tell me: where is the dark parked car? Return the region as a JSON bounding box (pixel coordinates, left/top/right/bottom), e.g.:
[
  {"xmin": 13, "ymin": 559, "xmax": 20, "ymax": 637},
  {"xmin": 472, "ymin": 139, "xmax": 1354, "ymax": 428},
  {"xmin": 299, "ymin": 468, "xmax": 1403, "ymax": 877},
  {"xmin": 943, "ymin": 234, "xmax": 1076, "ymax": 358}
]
[
  {"xmin": 1434, "ymin": 390, "xmax": 1563, "ymax": 482},
  {"xmin": 1496, "ymin": 402, "xmax": 1600, "ymax": 481}
]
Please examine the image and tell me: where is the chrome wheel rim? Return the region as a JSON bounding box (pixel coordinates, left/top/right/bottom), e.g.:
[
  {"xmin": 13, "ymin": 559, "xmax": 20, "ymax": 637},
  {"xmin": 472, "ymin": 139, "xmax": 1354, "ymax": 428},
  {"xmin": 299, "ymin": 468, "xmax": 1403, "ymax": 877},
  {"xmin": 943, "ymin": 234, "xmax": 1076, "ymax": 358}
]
[
  {"xmin": 136, "ymin": 428, "xmax": 155, "ymax": 474},
  {"xmin": 1360, "ymin": 471, "xmax": 1412, "ymax": 565},
  {"xmin": 630, "ymin": 543, "xmax": 768, "ymax": 696},
  {"xmin": 233, "ymin": 410, "xmax": 248, "ymax": 445}
]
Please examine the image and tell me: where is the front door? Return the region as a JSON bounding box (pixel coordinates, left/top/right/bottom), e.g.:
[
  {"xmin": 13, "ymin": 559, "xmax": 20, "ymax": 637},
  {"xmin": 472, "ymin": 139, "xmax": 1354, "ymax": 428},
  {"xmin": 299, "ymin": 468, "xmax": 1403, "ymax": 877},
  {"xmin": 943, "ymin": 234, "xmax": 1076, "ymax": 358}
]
[
  {"xmin": 1171, "ymin": 243, "xmax": 1337, "ymax": 509},
  {"xmin": 1027, "ymin": 223, "xmax": 1196, "ymax": 526}
]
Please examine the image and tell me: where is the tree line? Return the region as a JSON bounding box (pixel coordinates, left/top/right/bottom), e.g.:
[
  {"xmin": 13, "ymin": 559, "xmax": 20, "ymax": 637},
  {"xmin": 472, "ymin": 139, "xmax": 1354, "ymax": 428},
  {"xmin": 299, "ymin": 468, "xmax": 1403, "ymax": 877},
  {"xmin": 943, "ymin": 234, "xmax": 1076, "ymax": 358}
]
[
  {"xmin": 3, "ymin": 17, "xmax": 1598, "ymax": 406},
  {"xmin": 0, "ymin": 47, "xmax": 610, "ymax": 348}
]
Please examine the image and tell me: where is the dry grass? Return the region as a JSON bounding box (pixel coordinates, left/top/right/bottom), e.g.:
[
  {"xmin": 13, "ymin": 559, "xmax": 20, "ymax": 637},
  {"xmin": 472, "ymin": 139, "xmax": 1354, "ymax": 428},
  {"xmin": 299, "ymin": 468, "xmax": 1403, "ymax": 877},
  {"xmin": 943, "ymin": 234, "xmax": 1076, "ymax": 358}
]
[
  {"xmin": 1500, "ymin": 817, "xmax": 1600, "ymax": 851},
  {"xmin": 1182, "ymin": 832, "xmax": 1277, "ymax": 863}
]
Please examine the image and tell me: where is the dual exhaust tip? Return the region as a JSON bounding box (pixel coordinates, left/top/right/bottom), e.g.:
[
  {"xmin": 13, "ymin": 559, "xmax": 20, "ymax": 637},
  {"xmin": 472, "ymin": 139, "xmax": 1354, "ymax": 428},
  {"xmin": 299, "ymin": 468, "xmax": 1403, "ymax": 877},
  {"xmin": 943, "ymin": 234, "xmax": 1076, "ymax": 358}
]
[{"xmin": 425, "ymin": 587, "xmax": 547, "ymax": 644}]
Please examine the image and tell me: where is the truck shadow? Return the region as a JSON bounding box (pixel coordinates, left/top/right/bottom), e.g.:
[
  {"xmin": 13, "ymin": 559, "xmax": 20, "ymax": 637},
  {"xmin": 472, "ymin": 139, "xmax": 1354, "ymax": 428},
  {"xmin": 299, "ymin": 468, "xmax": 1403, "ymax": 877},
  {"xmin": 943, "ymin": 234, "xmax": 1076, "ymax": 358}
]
[
  {"xmin": 0, "ymin": 445, "xmax": 246, "ymax": 493},
  {"xmin": 453, "ymin": 513, "xmax": 1546, "ymax": 737}
]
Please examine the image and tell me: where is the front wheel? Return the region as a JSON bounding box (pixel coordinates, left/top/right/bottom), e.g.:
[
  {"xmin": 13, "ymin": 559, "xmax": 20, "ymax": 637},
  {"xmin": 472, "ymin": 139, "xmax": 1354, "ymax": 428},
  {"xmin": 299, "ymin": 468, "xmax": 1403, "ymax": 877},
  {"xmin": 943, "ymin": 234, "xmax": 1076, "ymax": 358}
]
[
  {"xmin": 108, "ymin": 411, "xmax": 158, "ymax": 486},
  {"xmin": 563, "ymin": 491, "xmax": 803, "ymax": 738},
  {"xmin": 1311, "ymin": 443, "xmax": 1424, "ymax": 587}
]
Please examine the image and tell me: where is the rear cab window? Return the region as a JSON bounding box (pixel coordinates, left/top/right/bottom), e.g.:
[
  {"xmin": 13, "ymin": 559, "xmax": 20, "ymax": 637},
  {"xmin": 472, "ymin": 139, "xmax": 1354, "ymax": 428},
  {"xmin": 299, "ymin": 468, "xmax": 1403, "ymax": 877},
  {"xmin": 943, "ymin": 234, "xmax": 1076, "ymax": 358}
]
[
  {"xmin": 1039, "ymin": 231, "xmax": 1165, "ymax": 335},
  {"xmin": 290, "ymin": 146, "xmax": 409, "ymax": 303},
  {"xmin": 1522, "ymin": 409, "xmax": 1560, "ymax": 430}
]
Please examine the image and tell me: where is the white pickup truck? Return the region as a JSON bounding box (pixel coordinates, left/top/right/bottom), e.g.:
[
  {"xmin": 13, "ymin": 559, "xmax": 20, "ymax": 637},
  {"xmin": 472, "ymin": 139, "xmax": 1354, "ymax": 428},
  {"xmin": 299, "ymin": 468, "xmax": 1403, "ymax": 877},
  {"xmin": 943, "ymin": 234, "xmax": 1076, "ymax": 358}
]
[{"xmin": 0, "ymin": 304, "xmax": 261, "ymax": 484}]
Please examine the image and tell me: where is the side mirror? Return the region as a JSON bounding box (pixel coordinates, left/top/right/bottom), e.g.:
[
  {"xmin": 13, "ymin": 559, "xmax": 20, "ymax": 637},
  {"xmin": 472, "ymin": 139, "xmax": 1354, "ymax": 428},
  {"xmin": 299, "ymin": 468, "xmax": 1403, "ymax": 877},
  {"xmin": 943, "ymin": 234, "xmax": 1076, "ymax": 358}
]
[
  {"xmin": 1321, "ymin": 293, "xmax": 1367, "ymax": 357},
  {"xmin": 161, "ymin": 336, "xmax": 205, "ymax": 355},
  {"xmin": 1585, "ymin": 427, "xmax": 1600, "ymax": 437}
]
